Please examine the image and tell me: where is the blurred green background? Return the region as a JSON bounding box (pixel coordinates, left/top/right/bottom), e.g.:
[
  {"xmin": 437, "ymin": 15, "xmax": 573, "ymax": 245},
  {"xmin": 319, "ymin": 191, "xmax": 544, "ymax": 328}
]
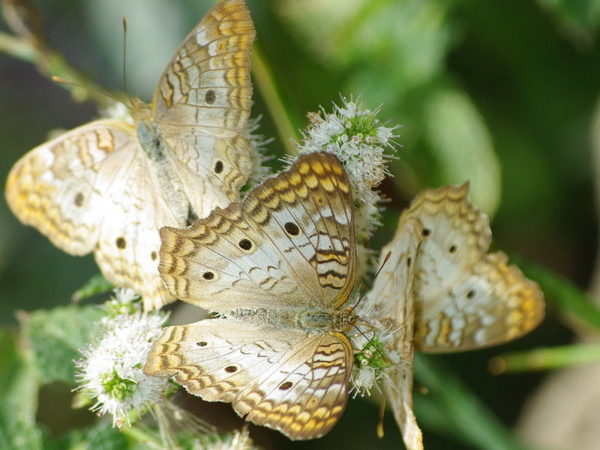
[{"xmin": 1, "ymin": 0, "xmax": 599, "ymax": 448}]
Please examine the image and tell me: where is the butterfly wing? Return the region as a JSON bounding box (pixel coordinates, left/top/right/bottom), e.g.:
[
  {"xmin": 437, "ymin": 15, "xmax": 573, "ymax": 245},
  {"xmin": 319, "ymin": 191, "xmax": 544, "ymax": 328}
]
[
  {"xmin": 92, "ymin": 148, "xmax": 188, "ymax": 309},
  {"xmin": 5, "ymin": 120, "xmax": 132, "ymax": 255},
  {"xmin": 5, "ymin": 119, "xmax": 186, "ymax": 308},
  {"xmin": 159, "ymin": 152, "xmax": 356, "ymax": 313},
  {"xmin": 368, "ymin": 217, "xmax": 424, "ymax": 450},
  {"xmin": 145, "ymin": 319, "xmax": 353, "ymax": 440},
  {"xmin": 152, "ymin": 0, "xmax": 255, "ymax": 218},
  {"xmin": 404, "ymin": 184, "xmax": 544, "ymax": 352}
]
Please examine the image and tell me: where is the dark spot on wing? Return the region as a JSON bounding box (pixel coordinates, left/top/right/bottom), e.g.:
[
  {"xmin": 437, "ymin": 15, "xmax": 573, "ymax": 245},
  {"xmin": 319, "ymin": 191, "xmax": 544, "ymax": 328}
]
[
  {"xmin": 239, "ymin": 239, "xmax": 252, "ymax": 251},
  {"xmin": 74, "ymin": 192, "xmax": 84, "ymax": 207},
  {"xmin": 279, "ymin": 381, "xmax": 293, "ymax": 390},
  {"xmin": 205, "ymin": 89, "xmax": 216, "ymax": 104},
  {"xmin": 284, "ymin": 222, "xmax": 300, "ymax": 236}
]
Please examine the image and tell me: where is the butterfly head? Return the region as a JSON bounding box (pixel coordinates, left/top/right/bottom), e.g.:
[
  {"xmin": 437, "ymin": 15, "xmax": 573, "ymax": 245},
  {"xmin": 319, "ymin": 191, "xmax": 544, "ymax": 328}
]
[
  {"xmin": 129, "ymin": 97, "xmax": 152, "ymax": 122},
  {"xmin": 339, "ymin": 306, "xmax": 359, "ymax": 333}
]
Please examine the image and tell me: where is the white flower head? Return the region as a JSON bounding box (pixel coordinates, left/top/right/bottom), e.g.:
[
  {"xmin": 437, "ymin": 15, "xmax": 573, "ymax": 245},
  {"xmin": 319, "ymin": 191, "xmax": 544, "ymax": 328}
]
[
  {"xmin": 101, "ymin": 288, "xmax": 142, "ymax": 322},
  {"xmin": 297, "ymin": 95, "xmax": 398, "ymax": 193},
  {"xmin": 101, "ymin": 101, "xmax": 133, "ymax": 124},
  {"xmin": 349, "ymin": 312, "xmax": 399, "ymax": 398},
  {"xmin": 76, "ymin": 300, "xmax": 170, "ymax": 428},
  {"xmin": 244, "ymin": 115, "xmax": 273, "ymax": 187},
  {"xmin": 293, "ymin": 95, "xmax": 400, "ymax": 253}
]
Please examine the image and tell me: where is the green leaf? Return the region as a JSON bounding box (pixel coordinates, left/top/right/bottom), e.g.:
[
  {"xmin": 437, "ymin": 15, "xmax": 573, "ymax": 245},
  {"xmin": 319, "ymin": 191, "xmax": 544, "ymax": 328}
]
[
  {"xmin": 21, "ymin": 305, "xmax": 105, "ymax": 384},
  {"xmin": 72, "ymin": 274, "xmax": 114, "ymax": 302},
  {"xmin": 537, "ymin": 0, "xmax": 600, "ymax": 32},
  {"xmin": 414, "ymin": 354, "xmax": 530, "ymax": 450},
  {"xmin": 45, "ymin": 422, "xmax": 129, "ymax": 450},
  {"xmin": 423, "ymin": 87, "xmax": 501, "ymax": 216},
  {"xmin": 84, "ymin": 423, "xmax": 129, "ymax": 450},
  {"xmin": 0, "ymin": 329, "xmax": 44, "ymax": 450},
  {"xmin": 490, "ymin": 343, "xmax": 600, "ymax": 373}
]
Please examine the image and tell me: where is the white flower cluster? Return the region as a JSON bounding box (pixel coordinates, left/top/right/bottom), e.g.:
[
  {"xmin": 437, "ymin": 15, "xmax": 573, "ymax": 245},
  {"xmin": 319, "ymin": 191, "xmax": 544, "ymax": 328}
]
[
  {"xmin": 75, "ymin": 289, "xmax": 170, "ymax": 428},
  {"xmin": 301, "ymin": 101, "xmax": 394, "ymax": 187},
  {"xmin": 350, "ymin": 326, "xmax": 399, "ymax": 398},
  {"xmin": 296, "ymin": 96, "xmax": 397, "ymax": 241},
  {"xmin": 244, "ymin": 116, "xmax": 273, "ymax": 187}
]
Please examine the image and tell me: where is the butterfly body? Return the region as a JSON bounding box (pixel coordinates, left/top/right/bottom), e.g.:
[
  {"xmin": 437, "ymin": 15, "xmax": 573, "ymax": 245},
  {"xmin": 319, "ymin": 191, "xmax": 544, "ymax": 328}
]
[
  {"xmin": 229, "ymin": 307, "xmax": 355, "ymax": 332},
  {"xmin": 146, "ymin": 152, "xmax": 357, "ymax": 439}
]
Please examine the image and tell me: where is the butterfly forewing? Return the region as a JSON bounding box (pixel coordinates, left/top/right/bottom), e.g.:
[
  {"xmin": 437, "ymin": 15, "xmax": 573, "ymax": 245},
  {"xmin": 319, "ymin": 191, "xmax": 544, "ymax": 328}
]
[
  {"xmin": 404, "ymin": 184, "xmax": 545, "ymax": 352},
  {"xmin": 159, "ymin": 152, "xmax": 356, "ymax": 313},
  {"xmin": 6, "ymin": 120, "xmax": 131, "ymax": 255},
  {"xmin": 154, "ymin": 0, "xmax": 254, "ymax": 132},
  {"xmin": 244, "ymin": 152, "xmax": 356, "ymax": 308},
  {"xmin": 369, "ymin": 218, "xmax": 424, "ymax": 450}
]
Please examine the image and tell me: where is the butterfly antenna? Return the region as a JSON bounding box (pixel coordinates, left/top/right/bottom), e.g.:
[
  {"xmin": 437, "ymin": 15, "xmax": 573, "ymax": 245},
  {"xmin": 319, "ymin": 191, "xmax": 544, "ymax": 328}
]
[
  {"xmin": 348, "ymin": 251, "xmax": 392, "ymax": 315},
  {"xmin": 377, "ymin": 395, "xmax": 386, "ymax": 438},
  {"xmin": 50, "ymin": 76, "xmax": 126, "ymax": 107},
  {"xmin": 51, "ymin": 19, "xmax": 131, "ymax": 110},
  {"xmin": 122, "ymin": 17, "xmax": 129, "ymax": 98}
]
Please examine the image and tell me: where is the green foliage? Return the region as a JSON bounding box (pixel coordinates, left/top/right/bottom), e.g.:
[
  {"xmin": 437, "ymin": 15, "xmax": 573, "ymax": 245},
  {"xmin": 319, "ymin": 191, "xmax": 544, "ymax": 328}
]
[
  {"xmin": 1, "ymin": 0, "xmax": 599, "ymax": 448},
  {"xmin": 414, "ymin": 355, "xmax": 529, "ymax": 450},
  {"xmin": 22, "ymin": 305, "xmax": 104, "ymax": 384},
  {"xmin": 0, "ymin": 408, "xmax": 44, "ymax": 450},
  {"xmin": 0, "ymin": 330, "xmax": 44, "ymax": 450},
  {"xmin": 72, "ymin": 275, "xmax": 114, "ymax": 302}
]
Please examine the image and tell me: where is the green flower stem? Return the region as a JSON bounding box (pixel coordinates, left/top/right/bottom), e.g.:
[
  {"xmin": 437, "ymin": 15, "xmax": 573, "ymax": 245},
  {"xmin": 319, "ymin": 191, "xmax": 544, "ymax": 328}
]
[
  {"xmin": 251, "ymin": 43, "xmax": 299, "ymax": 154},
  {"xmin": 490, "ymin": 344, "xmax": 600, "ymax": 374},
  {"xmin": 121, "ymin": 425, "xmax": 163, "ymax": 449},
  {"xmin": 0, "ymin": 31, "xmax": 124, "ymax": 108}
]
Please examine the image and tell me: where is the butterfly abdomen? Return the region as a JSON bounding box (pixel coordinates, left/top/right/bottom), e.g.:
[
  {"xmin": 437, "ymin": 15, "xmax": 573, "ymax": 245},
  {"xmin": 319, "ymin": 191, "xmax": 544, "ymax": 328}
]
[
  {"xmin": 135, "ymin": 120, "xmax": 191, "ymax": 222},
  {"xmin": 230, "ymin": 307, "xmax": 350, "ymax": 332}
]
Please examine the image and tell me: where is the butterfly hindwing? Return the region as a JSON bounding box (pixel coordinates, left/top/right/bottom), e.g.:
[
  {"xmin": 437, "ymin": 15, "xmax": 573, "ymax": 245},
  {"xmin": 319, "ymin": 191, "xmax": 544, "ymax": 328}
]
[
  {"xmin": 93, "ymin": 153, "xmax": 188, "ymax": 306},
  {"xmin": 145, "ymin": 319, "xmax": 353, "ymax": 440}
]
